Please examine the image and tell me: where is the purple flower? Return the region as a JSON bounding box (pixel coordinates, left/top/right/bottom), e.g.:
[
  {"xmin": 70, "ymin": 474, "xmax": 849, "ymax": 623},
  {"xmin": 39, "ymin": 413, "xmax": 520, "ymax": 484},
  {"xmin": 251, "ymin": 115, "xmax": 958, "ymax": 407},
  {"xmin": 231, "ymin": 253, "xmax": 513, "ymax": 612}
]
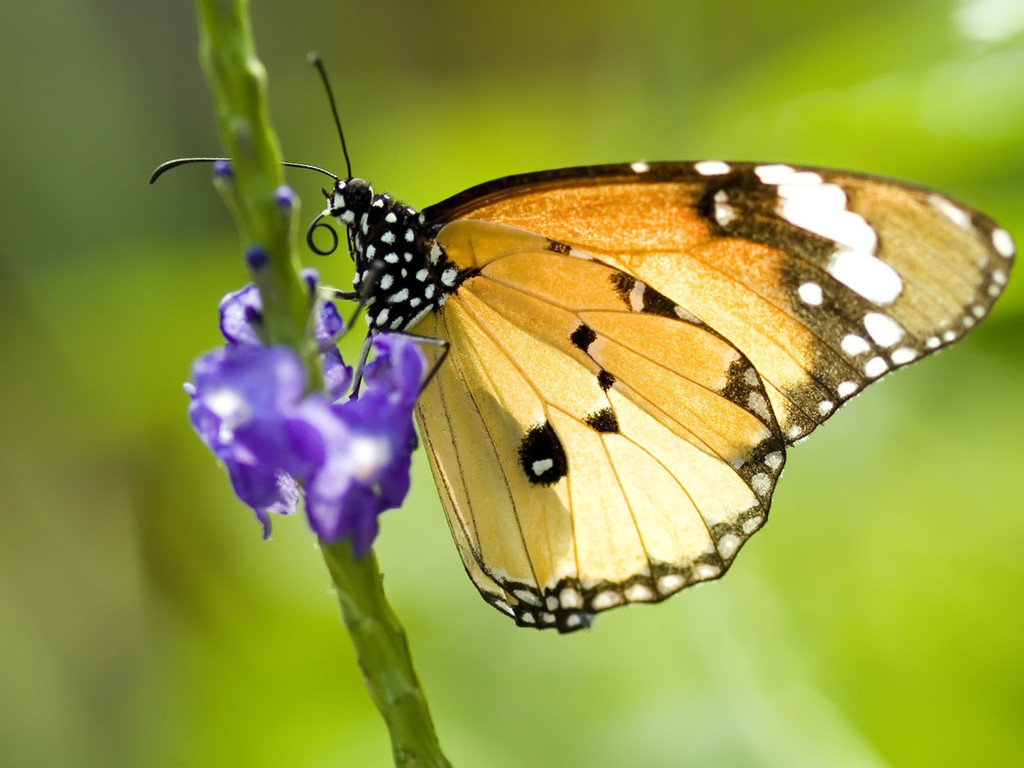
[
  {"xmin": 218, "ymin": 284, "xmax": 263, "ymax": 346},
  {"xmin": 218, "ymin": 272, "xmax": 353, "ymax": 400},
  {"xmin": 186, "ymin": 345, "xmax": 315, "ymax": 535},
  {"xmin": 187, "ymin": 283, "xmax": 426, "ymax": 552},
  {"xmin": 298, "ymin": 335, "xmax": 426, "ymax": 553}
]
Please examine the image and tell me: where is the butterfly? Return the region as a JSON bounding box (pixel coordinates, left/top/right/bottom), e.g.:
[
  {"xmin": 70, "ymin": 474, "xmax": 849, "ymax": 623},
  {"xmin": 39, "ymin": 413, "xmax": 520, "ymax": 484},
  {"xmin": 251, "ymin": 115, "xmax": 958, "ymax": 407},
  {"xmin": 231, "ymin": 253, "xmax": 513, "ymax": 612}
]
[
  {"xmin": 315, "ymin": 158, "xmax": 1013, "ymax": 632},
  {"xmin": 155, "ymin": 58, "xmax": 1014, "ymax": 631}
]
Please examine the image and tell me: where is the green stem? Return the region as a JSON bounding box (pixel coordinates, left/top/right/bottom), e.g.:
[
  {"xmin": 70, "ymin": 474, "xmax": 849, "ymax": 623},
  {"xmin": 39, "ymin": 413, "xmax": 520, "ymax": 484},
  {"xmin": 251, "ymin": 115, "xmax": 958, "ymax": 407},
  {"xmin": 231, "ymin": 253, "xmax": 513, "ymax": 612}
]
[
  {"xmin": 192, "ymin": 3, "xmax": 453, "ymax": 766},
  {"xmin": 194, "ymin": 0, "xmax": 313, "ymax": 364},
  {"xmin": 322, "ymin": 541, "xmax": 453, "ymax": 768}
]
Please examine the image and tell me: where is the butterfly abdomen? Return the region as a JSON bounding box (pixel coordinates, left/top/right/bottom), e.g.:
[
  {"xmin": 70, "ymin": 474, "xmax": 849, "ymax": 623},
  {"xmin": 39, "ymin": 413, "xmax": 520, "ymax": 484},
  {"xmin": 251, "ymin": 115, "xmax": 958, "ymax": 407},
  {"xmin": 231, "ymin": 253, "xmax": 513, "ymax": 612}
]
[{"xmin": 327, "ymin": 178, "xmax": 467, "ymax": 331}]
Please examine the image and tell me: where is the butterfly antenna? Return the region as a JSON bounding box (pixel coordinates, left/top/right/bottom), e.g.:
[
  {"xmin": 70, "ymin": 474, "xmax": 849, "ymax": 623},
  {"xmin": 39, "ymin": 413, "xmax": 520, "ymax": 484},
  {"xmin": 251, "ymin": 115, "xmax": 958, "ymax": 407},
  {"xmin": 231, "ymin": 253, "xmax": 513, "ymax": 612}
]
[
  {"xmin": 307, "ymin": 52, "xmax": 353, "ymax": 180},
  {"xmin": 150, "ymin": 157, "xmax": 339, "ymax": 184}
]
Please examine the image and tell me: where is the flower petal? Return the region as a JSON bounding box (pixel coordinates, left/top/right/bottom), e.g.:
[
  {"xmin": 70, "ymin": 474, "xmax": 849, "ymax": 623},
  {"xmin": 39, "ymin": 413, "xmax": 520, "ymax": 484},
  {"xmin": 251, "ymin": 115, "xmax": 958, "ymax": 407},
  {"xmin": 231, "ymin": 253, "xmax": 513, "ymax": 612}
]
[{"xmin": 218, "ymin": 284, "xmax": 263, "ymax": 346}]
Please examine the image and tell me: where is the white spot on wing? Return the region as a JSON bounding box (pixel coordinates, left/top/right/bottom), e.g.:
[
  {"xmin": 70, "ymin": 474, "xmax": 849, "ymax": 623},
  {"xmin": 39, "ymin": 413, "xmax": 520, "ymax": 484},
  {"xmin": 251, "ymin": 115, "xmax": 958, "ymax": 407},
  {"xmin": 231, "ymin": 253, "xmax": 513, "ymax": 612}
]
[
  {"xmin": 559, "ymin": 587, "xmax": 583, "ymax": 609},
  {"xmin": 754, "ymin": 164, "xmax": 809, "ymax": 185},
  {"xmin": 629, "ymin": 281, "xmax": 646, "ymax": 312},
  {"xmin": 694, "ymin": 562, "xmax": 721, "ymax": 580},
  {"xmin": 630, "ymin": 160, "xmax": 650, "ymax": 173},
  {"xmin": 928, "ymin": 193, "xmax": 972, "ymax": 229},
  {"xmin": 992, "ymin": 227, "xmax": 1015, "ymax": 258},
  {"xmin": 624, "ymin": 583, "xmax": 655, "ymax": 601},
  {"xmin": 863, "ymin": 312, "xmax": 904, "ymax": 347},
  {"xmin": 747, "ymin": 392, "xmax": 771, "ymax": 421},
  {"xmin": 751, "ymin": 472, "xmax": 772, "ymax": 496},
  {"xmin": 591, "ymin": 591, "xmax": 622, "ymax": 610},
  {"xmin": 674, "ymin": 305, "xmax": 700, "ymax": 323},
  {"xmin": 891, "ymin": 347, "xmax": 918, "ymax": 365},
  {"xmin": 713, "ymin": 190, "xmax": 737, "ymax": 226},
  {"xmin": 841, "ymin": 334, "xmax": 871, "ymax": 356},
  {"xmin": 388, "ymin": 288, "xmax": 409, "ymax": 303},
  {"xmin": 775, "ymin": 178, "xmax": 878, "ymax": 253},
  {"xmin": 717, "ymin": 534, "xmax": 740, "ymax": 559},
  {"xmin": 827, "ymin": 249, "xmax": 903, "ymax": 304},
  {"xmin": 694, "ymin": 160, "xmax": 730, "ymax": 176},
  {"xmin": 864, "ymin": 356, "xmax": 888, "ymax": 378},
  {"xmin": 837, "ymin": 380, "xmax": 858, "ymax": 398},
  {"xmin": 514, "ymin": 589, "xmax": 541, "ymax": 607},
  {"xmin": 742, "ymin": 514, "xmax": 763, "ymax": 535},
  {"xmin": 797, "ymin": 282, "xmax": 824, "ymax": 306},
  {"xmin": 657, "ymin": 574, "xmax": 686, "ymax": 593},
  {"xmin": 531, "ymin": 458, "xmax": 554, "ymax": 476},
  {"xmin": 765, "ymin": 451, "xmax": 783, "ymax": 470}
]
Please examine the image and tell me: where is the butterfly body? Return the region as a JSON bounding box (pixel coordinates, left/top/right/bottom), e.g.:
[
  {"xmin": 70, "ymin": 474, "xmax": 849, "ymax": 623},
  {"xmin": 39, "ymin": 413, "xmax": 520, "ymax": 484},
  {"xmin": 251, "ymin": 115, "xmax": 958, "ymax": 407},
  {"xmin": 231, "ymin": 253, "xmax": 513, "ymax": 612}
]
[
  {"xmin": 328, "ymin": 178, "xmax": 467, "ymax": 331},
  {"xmin": 324, "ymin": 160, "xmax": 1014, "ymax": 631}
]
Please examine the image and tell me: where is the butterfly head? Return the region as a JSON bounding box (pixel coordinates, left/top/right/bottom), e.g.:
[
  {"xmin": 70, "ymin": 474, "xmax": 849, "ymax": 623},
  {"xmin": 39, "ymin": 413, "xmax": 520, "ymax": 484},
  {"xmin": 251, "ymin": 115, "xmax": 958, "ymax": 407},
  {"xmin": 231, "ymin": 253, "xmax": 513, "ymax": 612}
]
[{"xmin": 326, "ymin": 177, "xmax": 374, "ymax": 234}]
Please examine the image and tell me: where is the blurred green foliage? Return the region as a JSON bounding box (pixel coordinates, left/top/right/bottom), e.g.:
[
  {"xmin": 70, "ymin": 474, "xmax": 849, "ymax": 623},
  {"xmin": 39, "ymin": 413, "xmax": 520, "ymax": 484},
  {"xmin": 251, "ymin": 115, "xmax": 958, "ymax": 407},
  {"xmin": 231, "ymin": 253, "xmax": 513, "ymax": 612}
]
[{"xmin": 1, "ymin": 1, "xmax": 1022, "ymax": 766}]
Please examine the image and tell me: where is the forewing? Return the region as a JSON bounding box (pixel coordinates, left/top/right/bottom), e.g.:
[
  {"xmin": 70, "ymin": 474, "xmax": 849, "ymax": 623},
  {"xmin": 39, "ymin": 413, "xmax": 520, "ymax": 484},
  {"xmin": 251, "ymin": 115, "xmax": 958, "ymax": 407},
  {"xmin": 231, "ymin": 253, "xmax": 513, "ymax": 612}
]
[{"xmin": 423, "ymin": 162, "xmax": 1014, "ymax": 441}]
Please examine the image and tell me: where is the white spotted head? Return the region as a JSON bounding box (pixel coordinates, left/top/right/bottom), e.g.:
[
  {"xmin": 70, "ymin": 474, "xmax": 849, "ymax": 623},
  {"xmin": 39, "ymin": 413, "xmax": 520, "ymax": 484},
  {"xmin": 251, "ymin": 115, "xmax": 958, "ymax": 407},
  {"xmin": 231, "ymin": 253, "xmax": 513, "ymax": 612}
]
[{"xmin": 327, "ymin": 177, "xmax": 374, "ymax": 233}]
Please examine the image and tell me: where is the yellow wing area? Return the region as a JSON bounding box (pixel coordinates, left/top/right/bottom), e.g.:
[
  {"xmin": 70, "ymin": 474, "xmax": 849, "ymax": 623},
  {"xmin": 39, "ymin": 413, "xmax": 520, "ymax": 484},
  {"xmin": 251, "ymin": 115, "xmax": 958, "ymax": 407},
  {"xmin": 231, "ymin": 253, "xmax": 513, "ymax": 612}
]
[
  {"xmin": 412, "ymin": 220, "xmax": 785, "ymax": 631},
  {"xmin": 424, "ymin": 162, "xmax": 1014, "ymax": 441}
]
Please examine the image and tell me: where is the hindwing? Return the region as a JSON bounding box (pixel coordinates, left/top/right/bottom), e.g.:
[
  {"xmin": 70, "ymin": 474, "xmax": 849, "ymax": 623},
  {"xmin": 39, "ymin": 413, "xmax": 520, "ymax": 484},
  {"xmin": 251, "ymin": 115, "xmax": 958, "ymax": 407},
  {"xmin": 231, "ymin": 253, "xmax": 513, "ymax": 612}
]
[{"xmin": 412, "ymin": 220, "xmax": 786, "ymax": 630}]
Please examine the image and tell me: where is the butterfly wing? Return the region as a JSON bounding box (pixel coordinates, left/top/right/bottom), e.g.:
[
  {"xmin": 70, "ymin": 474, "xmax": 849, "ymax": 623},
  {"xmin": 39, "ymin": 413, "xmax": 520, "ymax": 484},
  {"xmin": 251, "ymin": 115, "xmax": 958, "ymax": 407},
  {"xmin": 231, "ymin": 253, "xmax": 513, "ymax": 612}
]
[
  {"xmin": 412, "ymin": 221, "xmax": 786, "ymax": 631},
  {"xmin": 423, "ymin": 162, "xmax": 1014, "ymax": 441}
]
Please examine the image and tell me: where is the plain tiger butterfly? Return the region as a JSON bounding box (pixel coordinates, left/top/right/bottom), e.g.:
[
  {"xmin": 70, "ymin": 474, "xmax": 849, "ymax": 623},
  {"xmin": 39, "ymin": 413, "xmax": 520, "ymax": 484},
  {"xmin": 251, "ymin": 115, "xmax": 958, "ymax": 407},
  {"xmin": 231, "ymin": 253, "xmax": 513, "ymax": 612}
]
[
  {"xmin": 159, "ymin": 59, "xmax": 1015, "ymax": 633},
  {"xmin": 320, "ymin": 159, "xmax": 1013, "ymax": 632}
]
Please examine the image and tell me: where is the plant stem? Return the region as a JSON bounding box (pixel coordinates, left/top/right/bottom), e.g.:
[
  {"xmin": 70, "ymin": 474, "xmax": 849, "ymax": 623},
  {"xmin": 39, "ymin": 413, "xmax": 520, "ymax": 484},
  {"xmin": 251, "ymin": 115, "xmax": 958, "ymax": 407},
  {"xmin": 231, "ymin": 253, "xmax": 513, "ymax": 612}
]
[
  {"xmin": 194, "ymin": 0, "xmax": 312, "ymax": 361},
  {"xmin": 193, "ymin": 2, "xmax": 453, "ymax": 766},
  {"xmin": 322, "ymin": 541, "xmax": 453, "ymax": 768}
]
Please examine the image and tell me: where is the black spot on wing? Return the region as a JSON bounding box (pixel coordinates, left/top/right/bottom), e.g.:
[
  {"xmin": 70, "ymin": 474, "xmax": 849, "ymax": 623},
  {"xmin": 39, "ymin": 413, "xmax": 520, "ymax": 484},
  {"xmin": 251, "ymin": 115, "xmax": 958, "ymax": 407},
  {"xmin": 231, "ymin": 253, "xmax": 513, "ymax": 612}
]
[
  {"xmin": 640, "ymin": 286, "xmax": 679, "ymax": 318},
  {"xmin": 609, "ymin": 272, "xmax": 636, "ymax": 304},
  {"xmin": 518, "ymin": 421, "xmax": 568, "ymax": 486},
  {"xmin": 598, "ymin": 369, "xmax": 615, "ymax": 391},
  {"xmin": 570, "ymin": 323, "xmax": 597, "ymax": 351},
  {"xmin": 546, "ymin": 239, "xmax": 571, "ymax": 255},
  {"xmin": 719, "ymin": 357, "xmax": 757, "ymax": 405},
  {"xmin": 584, "ymin": 407, "xmax": 619, "ymax": 434}
]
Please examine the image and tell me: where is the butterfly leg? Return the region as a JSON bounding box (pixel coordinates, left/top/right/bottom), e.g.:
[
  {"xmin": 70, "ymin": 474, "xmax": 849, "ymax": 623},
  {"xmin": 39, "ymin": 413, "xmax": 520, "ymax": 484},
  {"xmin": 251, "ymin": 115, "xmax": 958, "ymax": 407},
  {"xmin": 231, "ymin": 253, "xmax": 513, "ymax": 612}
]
[
  {"xmin": 350, "ymin": 330, "xmax": 450, "ymax": 398},
  {"xmin": 386, "ymin": 332, "xmax": 450, "ymax": 395}
]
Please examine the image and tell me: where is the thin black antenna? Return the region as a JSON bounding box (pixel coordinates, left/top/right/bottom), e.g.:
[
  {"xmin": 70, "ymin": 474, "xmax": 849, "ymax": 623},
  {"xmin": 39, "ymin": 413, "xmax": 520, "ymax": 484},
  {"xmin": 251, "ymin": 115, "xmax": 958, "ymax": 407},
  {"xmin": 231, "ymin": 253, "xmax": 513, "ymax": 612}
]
[
  {"xmin": 307, "ymin": 52, "xmax": 353, "ymax": 180},
  {"xmin": 149, "ymin": 157, "xmax": 340, "ymax": 185}
]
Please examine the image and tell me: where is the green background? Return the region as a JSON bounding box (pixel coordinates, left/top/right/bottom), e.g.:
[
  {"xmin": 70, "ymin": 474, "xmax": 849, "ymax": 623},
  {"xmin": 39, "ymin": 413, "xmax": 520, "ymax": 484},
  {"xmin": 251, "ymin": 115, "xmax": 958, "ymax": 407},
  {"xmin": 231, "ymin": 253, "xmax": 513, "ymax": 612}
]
[{"xmin": 2, "ymin": 1, "xmax": 1022, "ymax": 766}]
